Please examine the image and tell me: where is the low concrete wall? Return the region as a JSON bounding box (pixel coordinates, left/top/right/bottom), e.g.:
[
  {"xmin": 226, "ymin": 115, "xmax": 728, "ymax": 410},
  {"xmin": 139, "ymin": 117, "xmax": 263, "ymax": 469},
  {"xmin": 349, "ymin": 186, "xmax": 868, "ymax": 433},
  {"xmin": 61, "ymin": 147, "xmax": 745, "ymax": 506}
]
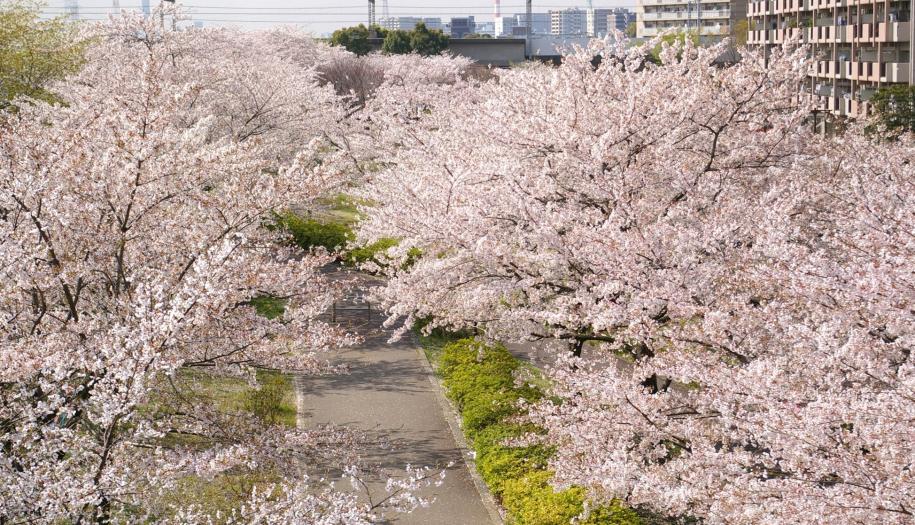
[
  {"xmin": 367, "ymin": 38, "xmax": 527, "ymax": 67},
  {"xmin": 448, "ymin": 39, "xmax": 527, "ymax": 67}
]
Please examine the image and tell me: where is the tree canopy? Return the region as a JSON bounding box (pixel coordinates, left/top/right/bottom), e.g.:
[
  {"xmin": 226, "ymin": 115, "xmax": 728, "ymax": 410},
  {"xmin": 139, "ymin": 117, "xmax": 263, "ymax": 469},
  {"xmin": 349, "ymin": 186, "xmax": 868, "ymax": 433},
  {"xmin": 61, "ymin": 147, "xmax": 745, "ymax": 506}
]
[
  {"xmin": 869, "ymin": 84, "xmax": 915, "ymax": 136},
  {"xmin": 329, "ymin": 23, "xmax": 373, "ymax": 56},
  {"xmin": 0, "ymin": 1, "xmax": 87, "ymax": 109}
]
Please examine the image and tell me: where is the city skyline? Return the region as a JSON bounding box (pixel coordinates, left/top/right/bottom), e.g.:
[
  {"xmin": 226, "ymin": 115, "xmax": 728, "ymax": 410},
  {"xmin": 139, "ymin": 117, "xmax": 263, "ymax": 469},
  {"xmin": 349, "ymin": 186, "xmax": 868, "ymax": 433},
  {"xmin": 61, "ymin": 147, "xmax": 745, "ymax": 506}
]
[{"xmin": 41, "ymin": 0, "xmax": 636, "ymax": 34}]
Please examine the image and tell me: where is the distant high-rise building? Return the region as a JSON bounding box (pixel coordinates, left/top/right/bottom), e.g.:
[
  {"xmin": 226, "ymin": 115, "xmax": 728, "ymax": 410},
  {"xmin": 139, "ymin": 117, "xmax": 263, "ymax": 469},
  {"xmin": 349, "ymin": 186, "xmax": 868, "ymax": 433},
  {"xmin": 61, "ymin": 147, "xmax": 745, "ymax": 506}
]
[
  {"xmin": 63, "ymin": 0, "xmax": 79, "ymax": 19},
  {"xmin": 381, "ymin": 16, "xmax": 443, "ymax": 31},
  {"xmin": 587, "ymin": 8, "xmax": 614, "ymax": 36},
  {"xmin": 511, "ymin": 12, "xmax": 550, "ymax": 35},
  {"xmin": 608, "ymin": 8, "xmax": 634, "ymax": 33},
  {"xmin": 476, "ymin": 21, "xmax": 496, "ymax": 36},
  {"xmin": 495, "ymin": 16, "xmax": 517, "ymax": 36},
  {"xmin": 450, "ymin": 16, "xmax": 476, "ymax": 38},
  {"xmin": 551, "ymin": 8, "xmax": 587, "ymax": 35},
  {"xmin": 140, "ymin": 0, "xmax": 150, "ymax": 17}
]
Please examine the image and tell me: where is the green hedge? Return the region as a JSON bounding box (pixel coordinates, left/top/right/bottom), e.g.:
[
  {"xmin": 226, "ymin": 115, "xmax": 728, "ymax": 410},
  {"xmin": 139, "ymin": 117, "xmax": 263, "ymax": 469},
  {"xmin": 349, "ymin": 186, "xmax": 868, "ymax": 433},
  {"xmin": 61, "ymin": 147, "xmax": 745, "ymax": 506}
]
[{"xmin": 435, "ymin": 339, "xmax": 640, "ymax": 525}]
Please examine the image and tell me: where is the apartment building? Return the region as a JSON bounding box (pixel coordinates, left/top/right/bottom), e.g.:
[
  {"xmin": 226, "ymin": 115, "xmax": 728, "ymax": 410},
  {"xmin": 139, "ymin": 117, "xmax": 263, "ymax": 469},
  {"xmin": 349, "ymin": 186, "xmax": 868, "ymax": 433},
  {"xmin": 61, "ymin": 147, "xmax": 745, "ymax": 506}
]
[
  {"xmin": 551, "ymin": 8, "xmax": 588, "ymax": 35},
  {"xmin": 636, "ymin": 0, "xmax": 746, "ymax": 37},
  {"xmin": 747, "ymin": 0, "xmax": 914, "ymax": 117}
]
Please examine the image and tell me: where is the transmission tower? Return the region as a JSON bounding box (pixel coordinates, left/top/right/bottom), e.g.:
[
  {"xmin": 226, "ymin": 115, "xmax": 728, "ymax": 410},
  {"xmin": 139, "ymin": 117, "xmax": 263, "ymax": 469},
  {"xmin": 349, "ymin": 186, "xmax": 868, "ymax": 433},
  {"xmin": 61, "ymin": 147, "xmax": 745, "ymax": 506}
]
[
  {"xmin": 525, "ymin": 0, "xmax": 532, "ymax": 55},
  {"xmin": 382, "ymin": 0, "xmax": 389, "ymax": 20}
]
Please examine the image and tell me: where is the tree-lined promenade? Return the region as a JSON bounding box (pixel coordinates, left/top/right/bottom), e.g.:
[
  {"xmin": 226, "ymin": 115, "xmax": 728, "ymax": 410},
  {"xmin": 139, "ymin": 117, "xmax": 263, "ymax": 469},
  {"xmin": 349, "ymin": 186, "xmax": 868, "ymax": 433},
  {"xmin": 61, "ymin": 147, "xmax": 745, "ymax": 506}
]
[{"xmin": 1, "ymin": 2, "xmax": 912, "ymax": 524}]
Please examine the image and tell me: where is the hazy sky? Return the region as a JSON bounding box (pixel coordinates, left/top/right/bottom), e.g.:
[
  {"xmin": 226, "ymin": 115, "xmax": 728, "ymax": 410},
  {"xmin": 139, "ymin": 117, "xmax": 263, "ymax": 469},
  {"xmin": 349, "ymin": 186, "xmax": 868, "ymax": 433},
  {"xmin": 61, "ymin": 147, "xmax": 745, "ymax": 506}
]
[{"xmin": 43, "ymin": 0, "xmax": 636, "ymax": 35}]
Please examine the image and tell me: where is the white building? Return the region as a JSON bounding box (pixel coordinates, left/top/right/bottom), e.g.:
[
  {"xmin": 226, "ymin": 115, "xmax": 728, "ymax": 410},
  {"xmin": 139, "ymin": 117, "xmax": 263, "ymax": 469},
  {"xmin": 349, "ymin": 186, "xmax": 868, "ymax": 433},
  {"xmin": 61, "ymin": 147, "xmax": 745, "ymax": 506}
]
[
  {"xmin": 476, "ymin": 21, "xmax": 496, "ymax": 36},
  {"xmin": 380, "ymin": 16, "xmax": 443, "ymax": 31},
  {"xmin": 511, "ymin": 12, "xmax": 552, "ymax": 35},
  {"xmin": 551, "ymin": 8, "xmax": 588, "ymax": 35}
]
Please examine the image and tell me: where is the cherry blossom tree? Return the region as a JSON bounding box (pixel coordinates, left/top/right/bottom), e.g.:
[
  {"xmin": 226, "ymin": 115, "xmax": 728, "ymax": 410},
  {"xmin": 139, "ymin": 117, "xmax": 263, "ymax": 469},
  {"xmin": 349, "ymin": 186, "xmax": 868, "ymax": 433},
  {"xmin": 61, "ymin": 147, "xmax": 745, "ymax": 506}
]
[
  {"xmin": 358, "ymin": 37, "xmax": 914, "ymax": 524},
  {"xmin": 0, "ymin": 11, "xmax": 436, "ymax": 523}
]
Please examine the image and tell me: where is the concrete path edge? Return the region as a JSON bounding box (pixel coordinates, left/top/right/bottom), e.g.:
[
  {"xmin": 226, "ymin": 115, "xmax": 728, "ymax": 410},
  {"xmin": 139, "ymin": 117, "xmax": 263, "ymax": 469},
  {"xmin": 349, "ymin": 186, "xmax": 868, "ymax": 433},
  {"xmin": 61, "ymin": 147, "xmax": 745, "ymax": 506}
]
[{"xmin": 410, "ymin": 340, "xmax": 505, "ymax": 525}]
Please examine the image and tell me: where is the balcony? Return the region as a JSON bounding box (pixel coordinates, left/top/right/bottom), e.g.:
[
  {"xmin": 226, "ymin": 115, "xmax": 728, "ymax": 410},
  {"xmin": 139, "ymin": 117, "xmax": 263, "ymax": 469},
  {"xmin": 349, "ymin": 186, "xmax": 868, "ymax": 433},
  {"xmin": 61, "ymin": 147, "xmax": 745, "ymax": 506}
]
[
  {"xmin": 699, "ymin": 9, "xmax": 730, "ymax": 19},
  {"xmin": 883, "ymin": 62, "xmax": 910, "ymax": 82},
  {"xmin": 846, "ymin": 60, "xmax": 881, "ymax": 81},
  {"xmin": 853, "ymin": 23, "xmax": 877, "ymax": 41},
  {"xmin": 814, "ymin": 59, "xmax": 844, "ymax": 78},
  {"xmin": 642, "ymin": 10, "xmax": 702, "ymax": 21},
  {"xmin": 772, "ymin": 27, "xmax": 804, "ymax": 43},
  {"xmin": 877, "ymin": 21, "xmax": 911, "ymax": 42},
  {"xmin": 772, "ymin": 0, "xmax": 807, "ymax": 14},
  {"xmin": 809, "ymin": 0, "xmax": 848, "ymax": 9},
  {"xmin": 748, "ymin": 1, "xmax": 770, "ymax": 16}
]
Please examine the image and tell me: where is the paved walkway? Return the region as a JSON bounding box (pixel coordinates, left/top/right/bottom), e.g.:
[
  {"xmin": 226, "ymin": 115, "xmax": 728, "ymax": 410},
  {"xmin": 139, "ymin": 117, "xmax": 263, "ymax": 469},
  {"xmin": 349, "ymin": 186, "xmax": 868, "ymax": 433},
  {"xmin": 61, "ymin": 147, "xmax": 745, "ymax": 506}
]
[{"xmin": 296, "ymin": 271, "xmax": 499, "ymax": 524}]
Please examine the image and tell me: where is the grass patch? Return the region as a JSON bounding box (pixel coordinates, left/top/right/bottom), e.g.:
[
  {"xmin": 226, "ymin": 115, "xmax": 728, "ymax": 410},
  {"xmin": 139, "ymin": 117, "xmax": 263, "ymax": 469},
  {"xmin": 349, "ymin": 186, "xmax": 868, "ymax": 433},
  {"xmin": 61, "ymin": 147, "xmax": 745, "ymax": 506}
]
[
  {"xmin": 424, "ymin": 337, "xmax": 641, "ymax": 525},
  {"xmin": 158, "ymin": 470, "xmax": 283, "ymax": 523},
  {"xmin": 249, "ymin": 295, "xmax": 287, "ymax": 319},
  {"xmin": 187, "ymin": 369, "xmax": 298, "ymax": 428},
  {"xmin": 315, "ymin": 193, "xmax": 362, "ymax": 225}
]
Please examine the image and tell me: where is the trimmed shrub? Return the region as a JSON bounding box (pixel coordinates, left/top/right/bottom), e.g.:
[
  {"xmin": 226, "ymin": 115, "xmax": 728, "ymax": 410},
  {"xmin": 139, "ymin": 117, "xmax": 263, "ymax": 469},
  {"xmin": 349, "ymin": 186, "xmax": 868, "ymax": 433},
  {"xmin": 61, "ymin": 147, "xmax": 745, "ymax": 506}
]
[
  {"xmin": 434, "ymin": 338, "xmax": 641, "ymax": 525},
  {"xmin": 501, "ymin": 471, "xmax": 591, "ymax": 525}
]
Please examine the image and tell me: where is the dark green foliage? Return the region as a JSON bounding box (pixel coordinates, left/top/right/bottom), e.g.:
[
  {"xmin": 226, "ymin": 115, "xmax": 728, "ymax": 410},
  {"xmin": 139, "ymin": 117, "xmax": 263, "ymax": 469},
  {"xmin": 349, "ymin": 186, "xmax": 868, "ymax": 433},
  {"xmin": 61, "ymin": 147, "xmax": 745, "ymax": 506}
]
[
  {"xmin": 434, "ymin": 338, "xmax": 641, "ymax": 525},
  {"xmin": 329, "ymin": 24, "xmax": 372, "ymax": 56},
  {"xmin": 382, "ymin": 30, "xmax": 412, "ymax": 54},
  {"xmin": 276, "ymin": 212, "xmax": 353, "ymax": 252},
  {"xmin": 381, "ymin": 22, "xmax": 449, "ymax": 56},
  {"xmin": 409, "ymin": 23, "xmax": 450, "ymax": 55},
  {"xmin": 869, "ymin": 85, "xmax": 915, "ymax": 136}
]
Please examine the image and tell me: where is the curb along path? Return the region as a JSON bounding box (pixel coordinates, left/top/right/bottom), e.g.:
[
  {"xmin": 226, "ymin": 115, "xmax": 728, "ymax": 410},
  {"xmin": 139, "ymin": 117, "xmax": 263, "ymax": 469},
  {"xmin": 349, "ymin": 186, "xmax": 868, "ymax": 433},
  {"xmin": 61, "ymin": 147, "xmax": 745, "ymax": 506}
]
[{"xmin": 295, "ymin": 269, "xmax": 501, "ymax": 524}]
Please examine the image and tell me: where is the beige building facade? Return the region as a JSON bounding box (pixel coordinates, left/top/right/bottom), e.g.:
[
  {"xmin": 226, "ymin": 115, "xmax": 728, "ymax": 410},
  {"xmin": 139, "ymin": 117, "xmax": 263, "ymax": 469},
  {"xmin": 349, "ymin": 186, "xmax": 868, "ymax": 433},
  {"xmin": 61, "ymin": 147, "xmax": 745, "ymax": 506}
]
[{"xmin": 747, "ymin": 0, "xmax": 915, "ymax": 117}]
